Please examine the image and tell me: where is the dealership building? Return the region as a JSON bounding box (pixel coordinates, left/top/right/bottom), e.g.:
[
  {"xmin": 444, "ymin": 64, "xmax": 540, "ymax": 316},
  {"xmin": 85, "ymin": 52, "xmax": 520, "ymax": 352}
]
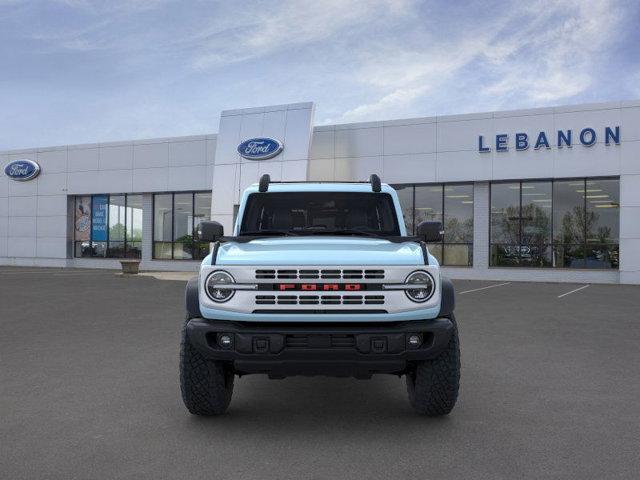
[{"xmin": 1, "ymin": 100, "xmax": 639, "ymax": 284}]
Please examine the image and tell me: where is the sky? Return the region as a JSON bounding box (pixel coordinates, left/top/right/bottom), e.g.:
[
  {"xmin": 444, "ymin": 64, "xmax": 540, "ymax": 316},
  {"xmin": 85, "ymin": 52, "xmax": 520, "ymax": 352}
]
[{"xmin": 1, "ymin": 0, "xmax": 639, "ymax": 150}]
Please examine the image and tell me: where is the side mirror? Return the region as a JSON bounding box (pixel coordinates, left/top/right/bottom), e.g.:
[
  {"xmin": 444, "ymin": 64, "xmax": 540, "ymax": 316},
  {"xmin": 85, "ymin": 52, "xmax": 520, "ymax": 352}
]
[
  {"xmin": 416, "ymin": 221, "xmax": 443, "ymax": 243},
  {"xmin": 197, "ymin": 221, "xmax": 224, "ymax": 242}
]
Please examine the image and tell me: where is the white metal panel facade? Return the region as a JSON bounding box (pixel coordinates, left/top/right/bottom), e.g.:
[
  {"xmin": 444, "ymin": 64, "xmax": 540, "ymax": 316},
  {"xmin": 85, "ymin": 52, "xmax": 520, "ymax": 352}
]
[{"xmin": 1, "ymin": 100, "xmax": 639, "ymax": 283}]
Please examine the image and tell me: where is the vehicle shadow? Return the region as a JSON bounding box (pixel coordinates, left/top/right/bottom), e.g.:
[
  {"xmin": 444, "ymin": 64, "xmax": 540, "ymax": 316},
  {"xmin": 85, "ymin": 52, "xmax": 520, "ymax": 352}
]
[{"xmin": 179, "ymin": 375, "xmax": 456, "ymax": 436}]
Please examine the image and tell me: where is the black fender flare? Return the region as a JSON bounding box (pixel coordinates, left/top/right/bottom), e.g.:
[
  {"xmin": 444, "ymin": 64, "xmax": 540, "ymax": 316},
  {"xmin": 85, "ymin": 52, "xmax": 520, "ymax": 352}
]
[
  {"xmin": 439, "ymin": 276, "xmax": 455, "ymax": 317},
  {"xmin": 185, "ymin": 276, "xmax": 202, "ymax": 319}
]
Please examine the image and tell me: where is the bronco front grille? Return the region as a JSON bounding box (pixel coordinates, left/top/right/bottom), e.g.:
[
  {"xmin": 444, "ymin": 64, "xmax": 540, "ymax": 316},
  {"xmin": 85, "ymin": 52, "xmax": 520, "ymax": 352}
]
[
  {"xmin": 255, "ymin": 269, "xmax": 385, "ymax": 280},
  {"xmin": 254, "ymin": 294, "xmax": 385, "ymax": 306}
]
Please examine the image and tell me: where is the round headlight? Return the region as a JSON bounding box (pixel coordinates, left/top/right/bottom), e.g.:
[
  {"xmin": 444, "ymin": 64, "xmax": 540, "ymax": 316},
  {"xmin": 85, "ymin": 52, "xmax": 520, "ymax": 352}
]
[
  {"xmin": 405, "ymin": 270, "xmax": 435, "ymax": 303},
  {"xmin": 205, "ymin": 270, "xmax": 235, "ymax": 303}
]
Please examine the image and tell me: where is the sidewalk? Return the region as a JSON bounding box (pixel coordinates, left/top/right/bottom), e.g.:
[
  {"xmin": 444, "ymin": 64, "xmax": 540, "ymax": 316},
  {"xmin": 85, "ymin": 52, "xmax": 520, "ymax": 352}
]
[{"xmin": 137, "ymin": 271, "xmax": 195, "ymax": 281}]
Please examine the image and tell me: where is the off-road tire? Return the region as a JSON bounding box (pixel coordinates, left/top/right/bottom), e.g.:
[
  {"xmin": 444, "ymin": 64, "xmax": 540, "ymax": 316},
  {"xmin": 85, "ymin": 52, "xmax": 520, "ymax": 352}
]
[
  {"xmin": 406, "ymin": 315, "xmax": 460, "ymax": 415},
  {"xmin": 180, "ymin": 317, "xmax": 234, "ymax": 415}
]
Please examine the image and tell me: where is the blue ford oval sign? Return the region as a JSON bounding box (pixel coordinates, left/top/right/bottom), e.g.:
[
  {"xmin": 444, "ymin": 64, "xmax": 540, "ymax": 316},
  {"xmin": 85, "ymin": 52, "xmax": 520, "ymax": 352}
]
[
  {"xmin": 4, "ymin": 159, "xmax": 41, "ymax": 181},
  {"xmin": 237, "ymin": 137, "xmax": 283, "ymax": 160}
]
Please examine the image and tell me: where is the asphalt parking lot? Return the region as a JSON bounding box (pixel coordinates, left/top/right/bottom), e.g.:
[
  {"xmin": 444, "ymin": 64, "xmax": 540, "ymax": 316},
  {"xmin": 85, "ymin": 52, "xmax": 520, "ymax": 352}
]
[{"xmin": 1, "ymin": 268, "xmax": 639, "ymax": 479}]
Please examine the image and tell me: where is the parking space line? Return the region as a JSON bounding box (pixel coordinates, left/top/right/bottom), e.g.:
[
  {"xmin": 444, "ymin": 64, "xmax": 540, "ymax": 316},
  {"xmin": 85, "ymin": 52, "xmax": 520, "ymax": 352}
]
[
  {"xmin": 0, "ymin": 271, "xmax": 60, "ymax": 275},
  {"xmin": 557, "ymin": 285, "xmax": 590, "ymax": 298},
  {"xmin": 0, "ymin": 270, "xmax": 114, "ymax": 276},
  {"xmin": 0, "ymin": 269, "xmax": 52, "ymax": 273},
  {"xmin": 51, "ymin": 273, "xmax": 115, "ymax": 276},
  {"xmin": 458, "ymin": 282, "xmax": 511, "ymax": 295}
]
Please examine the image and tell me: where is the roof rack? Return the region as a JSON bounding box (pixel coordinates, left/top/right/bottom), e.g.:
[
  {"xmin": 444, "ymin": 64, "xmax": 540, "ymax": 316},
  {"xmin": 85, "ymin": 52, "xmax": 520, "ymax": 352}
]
[{"xmin": 257, "ymin": 173, "xmax": 382, "ymax": 193}]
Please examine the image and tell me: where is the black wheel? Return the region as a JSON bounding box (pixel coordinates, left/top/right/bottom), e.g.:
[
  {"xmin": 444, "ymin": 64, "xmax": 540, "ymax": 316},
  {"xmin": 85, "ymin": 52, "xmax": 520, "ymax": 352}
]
[
  {"xmin": 180, "ymin": 317, "xmax": 234, "ymax": 415},
  {"xmin": 406, "ymin": 316, "xmax": 460, "ymax": 415}
]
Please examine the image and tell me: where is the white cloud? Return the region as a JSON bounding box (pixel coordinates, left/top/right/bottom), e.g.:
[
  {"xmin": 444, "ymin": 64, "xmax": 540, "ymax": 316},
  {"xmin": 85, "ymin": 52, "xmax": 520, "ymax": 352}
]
[
  {"xmin": 190, "ymin": 0, "xmax": 413, "ymax": 69},
  {"xmin": 628, "ymin": 70, "xmax": 640, "ymax": 98},
  {"xmin": 337, "ymin": 35, "xmax": 493, "ymax": 121},
  {"xmin": 339, "ymin": 85, "xmax": 429, "ymax": 121},
  {"xmin": 51, "ymin": 0, "xmax": 171, "ymax": 13},
  {"xmin": 0, "ymin": 0, "xmax": 634, "ymax": 149},
  {"xmin": 334, "ymin": 0, "xmax": 625, "ymax": 122},
  {"xmin": 481, "ymin": 0, "xmax": 621, "ymax": 105}
]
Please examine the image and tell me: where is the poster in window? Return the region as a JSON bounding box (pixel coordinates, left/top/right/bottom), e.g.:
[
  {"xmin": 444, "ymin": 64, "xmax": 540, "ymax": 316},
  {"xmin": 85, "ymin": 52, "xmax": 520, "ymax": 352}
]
[
  {"xmin": 74, "ymin": 196, "xmax": 91, "ymax": 241},
  {"xmin": 91, "ymin": 195, "xmax": 108, "ymax": 242}
]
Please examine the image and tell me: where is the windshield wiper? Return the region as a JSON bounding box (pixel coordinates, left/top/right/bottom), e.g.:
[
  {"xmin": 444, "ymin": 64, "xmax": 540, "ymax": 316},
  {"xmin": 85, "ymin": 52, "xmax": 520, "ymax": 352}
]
[
  {"xmin": 310, "ymin": 229, "xmax": 385, "ymax": 238},
  {"xmin": 239, "ymin": 229, "xmax": 390, "ymax": 238},
  {"xmin": 239, "ymin": 230, "xmax": 300, "ymax": 237}
]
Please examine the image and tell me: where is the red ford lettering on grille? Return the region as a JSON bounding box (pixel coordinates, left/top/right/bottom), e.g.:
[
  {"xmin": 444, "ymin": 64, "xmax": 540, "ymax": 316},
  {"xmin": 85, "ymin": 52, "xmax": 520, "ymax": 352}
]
[{"xmin": 277, "ymin": 283, "xmax": 362, "ymax": 291}]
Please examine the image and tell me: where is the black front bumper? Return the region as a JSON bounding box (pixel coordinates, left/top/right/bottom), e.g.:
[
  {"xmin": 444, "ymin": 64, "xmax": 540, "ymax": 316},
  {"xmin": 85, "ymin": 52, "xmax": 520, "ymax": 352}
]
[{"xmin": 186, "ymin": 318, "xmax": 454, "ymax": 378}]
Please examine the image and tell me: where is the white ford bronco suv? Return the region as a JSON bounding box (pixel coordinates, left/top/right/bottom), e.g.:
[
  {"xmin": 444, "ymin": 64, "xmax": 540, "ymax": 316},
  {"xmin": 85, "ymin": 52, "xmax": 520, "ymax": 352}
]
[{"xmin": 181, "ymin": 174, "xmax": 460, "ymax": 415}]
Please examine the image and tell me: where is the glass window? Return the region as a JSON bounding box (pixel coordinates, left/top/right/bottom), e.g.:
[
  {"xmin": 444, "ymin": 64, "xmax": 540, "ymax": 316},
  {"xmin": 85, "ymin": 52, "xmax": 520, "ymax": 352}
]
[
  {"xmin": 443, "ymin": 184, "xmax": 474, "ymax": 266},
  {"xmin": 74, "ymin": 193, "xmax": 143, "ymax": 259},
  {"xmin": 414, "ymin": 185, "xmax": 443, "ymax": 226},
  {"xmin": 232, "ymin": 204, "xmax": 240, "ymax": 231},
  {"xmin": 585, "ymin": 178, "xmax": 619, "ymax": 269},
  {"xmin": 173, "ymin": 193, "xmax": 194, "ymax": 259},
  {"xmin": 490, "ymin": 183, "xmax": 520, "ymax": 267},
  {"xmin": 491, "ymin": 183, "xmax": 520, "ymax": 244},
  {"xmin": 126, "ymin": 195, "xmax": 143, "ymax": 259},
  {"xmin": 394, "ymin": 185, "xmax": 414, "ymax": 234},
  {"xmin": 74, "ymin": 196, "xmax": 92, "ymax": 257},
  {"xmin": 586, "ymin": 179, "xmax": 619, "ymax": 243},
  {"xmin": 491, "ymin": 178, "xmax": 619, "ymax": 269},
  {"xmin": 153, "ymin": 194, "xmax": 172, "ymax": 259},
  {"xmin": 415, "ymin": 185, "xmax": 444, "ymax": 264},
  {"xmin": 193, "ymin": 192, "xmax": 212, "ymax": 260},
  {"xmin": 393, "ymin": 183, "xmax": 473, "ymax": 266},
  {"xmin": 239, "ymin": 192, "xmax": 400, "ymax": 236},
  {"xmin": 91, "ymin": 194, "xmax": 109, "ymax": 257},
  {"xmin": 520, "ymin": 181, "xmax": 552, "ymax": 267},
  {"xmin": 553, "ymin": 180, "xmax": 586, "ymax": 268},
  {"xmin": 152, "ymin": 192, "xmax": 212, "ymax": 260},
  {"xmin": 108, "ymin": 195, "xmax": 126, "ymax": 258},
  {"xmin": 553, "ymin": 180, "xmax": 585, "ymax": 245}
]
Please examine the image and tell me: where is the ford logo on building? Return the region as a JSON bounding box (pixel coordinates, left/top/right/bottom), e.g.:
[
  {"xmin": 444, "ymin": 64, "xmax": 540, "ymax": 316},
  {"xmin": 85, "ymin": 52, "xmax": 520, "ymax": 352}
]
[
  {"xmin": 237, "ymin": 137, "xmax": 283, "ymax": 160},
  {"xmin": 4, "ymin": 159, "xmax": 41, "ymax": 181}
]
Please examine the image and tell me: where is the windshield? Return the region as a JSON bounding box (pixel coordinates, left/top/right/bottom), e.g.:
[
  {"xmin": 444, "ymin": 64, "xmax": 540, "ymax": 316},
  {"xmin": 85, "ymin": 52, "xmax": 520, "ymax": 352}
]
[{"xmin": 239, "ymin": 192, "xmax": 401, "ymax": 237}]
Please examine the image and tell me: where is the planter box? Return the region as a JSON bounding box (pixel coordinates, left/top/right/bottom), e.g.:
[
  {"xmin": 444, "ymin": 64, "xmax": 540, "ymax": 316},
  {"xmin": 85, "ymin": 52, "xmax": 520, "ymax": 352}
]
[{"xmin": 119, "ymin": 259, "xmax": 141, "ymax": 274}]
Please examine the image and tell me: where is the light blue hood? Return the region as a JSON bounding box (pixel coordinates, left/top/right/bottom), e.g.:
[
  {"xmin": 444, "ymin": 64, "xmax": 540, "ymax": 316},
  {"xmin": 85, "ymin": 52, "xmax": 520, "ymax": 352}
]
[{"xmin": 212, "ymin": 237, "xmax": 429, "ymax": 266}]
